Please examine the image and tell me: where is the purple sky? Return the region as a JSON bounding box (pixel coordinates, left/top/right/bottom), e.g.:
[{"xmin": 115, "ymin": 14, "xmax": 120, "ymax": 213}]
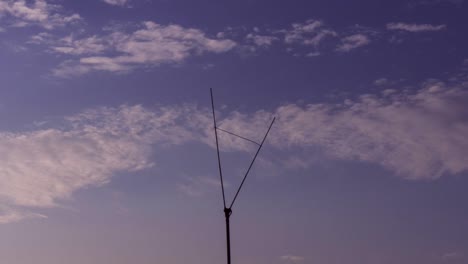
[{"xmin": 0, "ymin": 0, "xmax": 468, "ymax": 263}]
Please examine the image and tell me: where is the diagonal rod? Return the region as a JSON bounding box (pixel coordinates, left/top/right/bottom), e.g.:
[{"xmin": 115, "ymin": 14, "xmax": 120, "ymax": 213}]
[
  {"xmin": 216, "ymin": 127, "xmax": 261, "ymax": 146},
  {"xmin": 211, "ymin": 88, "xmax": 227, "ymax": 208},
  {"xmin": 229, "ymin": 117, "xmax": 276, "ymax": 209}
]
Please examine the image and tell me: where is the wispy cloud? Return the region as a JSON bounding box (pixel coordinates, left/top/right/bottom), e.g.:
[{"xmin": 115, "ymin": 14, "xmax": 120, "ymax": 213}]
[
  {"xmin": 177, "ymin": 176, "xmax": 227, "ymax": 197},
  {"xmin": 2, "ymin": 72, "xmax": 468, "ymax": 223},
  {"xmin": 442, "ymin": 251, "xmax": 464, "ymax": 261},
  {"xmin": 306, "ymin": 51, "xmax": 321, "ymax": 57},
  {"xmin": 409, "ymin": 0, "xmax": 464, "ymax": 7},
  {"xmin": 102, "ymin": 0, "xmax": 129, "ymax": 7},
  {"xmin": 45, "ymin": 21, "xmax": 236, "ymax": 77},
  {"xmin": 0, "ymin": 104, "xmax": 207, "ymax": 223},
  {"xmin": 0, "ymin": 206, "xmax": 47, "ymax": 224},
  {"xmin": 387, "ymin": 22, "xmax": 447, "ymax": 32},
  {"xmin": 281, "ymin": 255, "xmax": 305, "ymax": 263},
  {"xmin": 246, "ymin": 33, "xmax": 278, "ymax": 47},
  {"xmin": 0, "ymin": 0, "xmax": 81, "ymax": 29},
  {"xmin": 213, "ymin": 79, "xmax": 468, "ymax": 180},
  {"xmin": 374, "ymin": 78, "xmax": 390, "ymax": 86},
  {"xmin": 279, "ymin": 87, "xmax": 468, "ymax": 178},
  {"xmin": 336, "ymin": 33, "xmax": 370, "ymax": 52},
  {"xmin": 50, "ymin": 35, "xmax": 107, "ymax": 55},
  {"xmin": 281, "ymin": 19, "xmax": 337, "ymax": 47}
]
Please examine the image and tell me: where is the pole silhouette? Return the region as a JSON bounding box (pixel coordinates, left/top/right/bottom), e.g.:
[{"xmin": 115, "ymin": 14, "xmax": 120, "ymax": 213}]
[{"xmin": 210, "ymin": 88, "xmax": 275, "ymax": 264}]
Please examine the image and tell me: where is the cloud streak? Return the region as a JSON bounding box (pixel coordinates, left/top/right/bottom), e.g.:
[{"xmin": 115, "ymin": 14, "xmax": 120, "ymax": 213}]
[
  {"xmin": 387, "ymin": 22, "xmax": 447, "ymax": 32},
  {"xmin": 0, "ymin": 0, "xmax": 80, "ymax": 29},
  {"xmin": 209, "ymin": 80, "xmax": 468, "ymax": 180},
  {"xmin": 177, "ymin": 176, "xmax": 228, "ymax": 197},
  {"xmin": 102, "ymin": 0, "xmax": 129, "ymax": 7},
  {"xmin": 0, "ymin": 206, "xmax": 47, "ymax": 224},
  {"xmin": 281, "ymin": 19, "xmax": 337, "ymax": 47},
  {"xmin": 273, "ymin": 85, "xmax": 468, "ymax": 179},
  {"xmin": 0, "ymin": 104, "xmax": 207, "ymax": 223},
  {"xmin": 246, "ymin": 33, "xmax": 278, "ymax": 47},
  {"xmin": 46, "ymin": 21, "xmax": 236, "ymax": 77},
  {"xmin": 281, "ymin": 255, "xmax": 305, "ymax": 262},
  {"xmin": 2, "ymin": 77, "xmax": 468, "ymax": 223},
  {"xmin": 336, "ymin": 34, "xmax": 370, "ymax": 52}
]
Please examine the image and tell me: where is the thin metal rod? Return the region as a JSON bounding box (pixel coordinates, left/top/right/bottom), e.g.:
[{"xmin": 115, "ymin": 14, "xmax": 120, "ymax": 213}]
[
  {"xmin": 224, "ymin": 208, "xmax": 232, "ymax": 264},
  {"xmin": 211, "ymin": 88, "xmax": 227, "ymax": 208},
  {"xmin": 229, "ymin": 117, "xmax": 276, "ymax": 209},
  {"xmin": 216, "ymin": 127, "xmax": 261, "ymax": 146}
]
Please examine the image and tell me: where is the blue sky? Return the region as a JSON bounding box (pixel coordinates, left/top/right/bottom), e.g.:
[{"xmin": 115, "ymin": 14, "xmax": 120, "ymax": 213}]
[{"xmin": 0, "ymin": 0, "xmax": 468, "ymax": 263}]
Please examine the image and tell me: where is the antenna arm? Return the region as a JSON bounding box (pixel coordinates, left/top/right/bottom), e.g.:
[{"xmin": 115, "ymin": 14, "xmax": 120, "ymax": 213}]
[
  {"xmin": 229, "ymin": 117, "xmax": 276, "ymax": 209},
  {"xmin": 211, "ymin": 88, "xmax": 227, "ymax": 209}
]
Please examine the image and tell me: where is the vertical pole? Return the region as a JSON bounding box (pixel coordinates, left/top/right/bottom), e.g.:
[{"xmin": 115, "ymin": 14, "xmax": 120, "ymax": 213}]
[
  {"xmin": 211, "ymin": 88, "xmax": 227, "ymax": 209},
  {"xmin": 224, "ymin": 208, "xmax": 232, "ymax": 264}
]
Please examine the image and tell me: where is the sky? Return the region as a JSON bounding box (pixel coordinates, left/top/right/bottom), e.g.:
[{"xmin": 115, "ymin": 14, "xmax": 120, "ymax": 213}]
[{"xmin": 0, "ymin": 0, "xmax": 468, "ymax": 263}]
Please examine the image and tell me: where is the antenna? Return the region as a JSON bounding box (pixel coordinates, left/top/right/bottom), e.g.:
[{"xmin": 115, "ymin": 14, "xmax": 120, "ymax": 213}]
[{"xmin": 210, "ymin": 88, "xmax": 276, "ymax": 264}]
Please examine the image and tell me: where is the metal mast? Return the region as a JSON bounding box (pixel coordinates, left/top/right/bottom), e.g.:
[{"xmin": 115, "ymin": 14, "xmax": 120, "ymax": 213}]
[{"xmin": 210, "ymin": 88, "xmax": 275, "ymax": 264}]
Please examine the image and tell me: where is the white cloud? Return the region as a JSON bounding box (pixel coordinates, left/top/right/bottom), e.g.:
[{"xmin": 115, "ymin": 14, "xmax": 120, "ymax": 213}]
[
  {"xmin": 51, "ymin": 35, "xmax": 107, "ymax": 55},
  {"xmin": 442, "ymin": 251, "xmax": 464, "ymax": 260},
  {"xmin": 48, "ymin": 21, "xmax": 236, "ymax": 77},
  {"xmin": 28, "ymin": 32, "xmax": 52, "ymax": 44},
  {"xmin": 273, "ymin": 84, "xmax": 468, "ymax": 179},
  {"xmin": 213, "ymin": 81, "xmax": 468, "ymax": 180},
  {"xmin": 0, "ymin": 0, "xmax": 81, "ymax": 29},
  {"xmin": 306, "ymin": 51, "xmax": 320, "ymax": 57},
  {"xmin": 2, "ymin": 76, "xmax": 468, "ymax": 223},
  {"xmin": 102, "ymin": 0, "xmax": 129, "ymax": 6},
  {"xmin": 282, "ymin": 19, "xmax": 337, "ymax": 46},
  {"xmin": 410, "ymin": 0, "xmax": 464, "ymax": 7},
  {"xmin": 246, "ymin": 33, "xmax": 277, "ymax": 47},
  {"xmin": 336, "ymin": 34, "xmax": 370, "ymax": 52},
  {"xmin": 374, "ymin": 78, "xmax": 390, "ymax": 86},
  {"xmin": 387, "ymin": 22, "xmax": 447, "ymax": 32},
  {"xmin": 0, "ymin": 206, "xmax": 47, "ymax": 224},
  {"xmin": 0, "ymin": 104, "xmax": 208, "ymax": 223},
  {"xmin": 284, "ymin": 19, "xmax": 322, "ymax": 43},
  {"xmin": 281, "ymin": 255, "xmax": 305, "ymax": 262},
  {"xmin": 134, "ymin": 76, "xmax": 467, "ymax": 181},
  {"xmin": 177, "ymin": 176, "xmax": 227, "ymax": 197}
]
